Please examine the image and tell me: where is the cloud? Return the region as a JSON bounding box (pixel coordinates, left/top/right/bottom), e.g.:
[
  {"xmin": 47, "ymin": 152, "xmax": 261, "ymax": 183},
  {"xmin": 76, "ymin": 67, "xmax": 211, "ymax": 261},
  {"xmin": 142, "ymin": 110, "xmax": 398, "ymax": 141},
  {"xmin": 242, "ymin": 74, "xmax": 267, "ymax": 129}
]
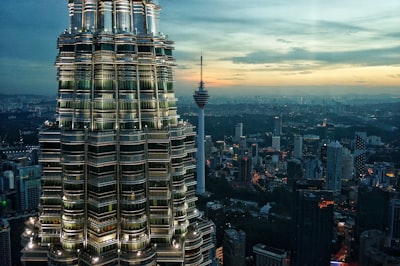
[{"xmin": 229, "ymin": 46, "xmax": 400, "ymax": 66}]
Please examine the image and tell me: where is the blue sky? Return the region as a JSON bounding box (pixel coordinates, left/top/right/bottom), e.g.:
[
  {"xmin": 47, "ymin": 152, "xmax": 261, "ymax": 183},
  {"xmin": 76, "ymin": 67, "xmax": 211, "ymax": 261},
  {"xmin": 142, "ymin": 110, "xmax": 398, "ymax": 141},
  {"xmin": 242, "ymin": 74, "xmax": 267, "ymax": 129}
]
[{"xmin": 1, "ymin": 0, "xmax": 399, "ymax": 96}]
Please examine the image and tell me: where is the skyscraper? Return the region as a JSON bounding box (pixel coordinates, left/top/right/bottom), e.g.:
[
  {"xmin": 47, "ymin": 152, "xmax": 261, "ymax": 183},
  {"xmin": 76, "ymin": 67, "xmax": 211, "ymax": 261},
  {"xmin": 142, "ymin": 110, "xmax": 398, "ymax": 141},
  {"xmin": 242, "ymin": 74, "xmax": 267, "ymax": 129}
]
[
  {"xmin": 291, "ymin": 189, "xmax": 333, "ymax": 266},
  {"xmin": 223, "ymin": 229, "xmax": 246, "ymax": 266},
  {"xmin": 326, "ymin": 141, "xmax": 343, "ymax": 196},
  {"xmin": 21, "ymin": 1, "xmax": 214, "ymax": 265},
  {"xmin": 354, "ymin": 131, "xmax": 367, "ymax": 177},
  {"xmin": 293, "ymin": 134, "xmax": 303, "ymax": 159},
  {"xmin": 234, "ymin": 123, "xmax": 243, "ymax": 143},
  {"xmin": 0, "ymin": 218, "xmax": 12, "ymax": 266}
]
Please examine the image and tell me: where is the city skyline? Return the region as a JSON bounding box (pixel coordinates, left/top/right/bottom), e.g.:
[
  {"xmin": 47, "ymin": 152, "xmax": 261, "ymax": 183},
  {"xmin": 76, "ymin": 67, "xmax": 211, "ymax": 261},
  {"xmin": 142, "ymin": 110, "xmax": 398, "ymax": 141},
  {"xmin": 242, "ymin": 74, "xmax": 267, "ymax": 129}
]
[{"xmin": 1, "ymin": 0, "xmax": 400, "ymax": 96}]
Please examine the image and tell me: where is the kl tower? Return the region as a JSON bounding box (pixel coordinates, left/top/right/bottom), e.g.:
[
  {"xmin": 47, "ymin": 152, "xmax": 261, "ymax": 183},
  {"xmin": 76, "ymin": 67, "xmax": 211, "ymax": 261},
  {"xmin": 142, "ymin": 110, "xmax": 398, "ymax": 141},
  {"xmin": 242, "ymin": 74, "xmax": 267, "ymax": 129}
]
[{"xmin": 193, "ymin": 56, "xmax": 209, "ymax": 195}]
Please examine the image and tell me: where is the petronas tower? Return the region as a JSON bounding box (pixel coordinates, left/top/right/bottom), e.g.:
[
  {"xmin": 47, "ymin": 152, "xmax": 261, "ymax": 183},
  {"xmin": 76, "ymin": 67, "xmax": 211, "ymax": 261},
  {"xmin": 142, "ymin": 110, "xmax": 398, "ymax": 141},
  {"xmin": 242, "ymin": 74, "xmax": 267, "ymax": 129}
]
[{"xmin": 21, "ymin": 1, "xmax": 215, "ymax": 265}]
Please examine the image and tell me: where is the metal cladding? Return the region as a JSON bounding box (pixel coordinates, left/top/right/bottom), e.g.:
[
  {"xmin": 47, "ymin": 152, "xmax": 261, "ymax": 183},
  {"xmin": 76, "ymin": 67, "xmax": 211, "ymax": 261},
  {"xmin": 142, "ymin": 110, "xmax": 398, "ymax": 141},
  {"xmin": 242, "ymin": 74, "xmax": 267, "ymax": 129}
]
[{"xmin": 22, "ymin": 1, "xmax": 215, "ymax": 265}]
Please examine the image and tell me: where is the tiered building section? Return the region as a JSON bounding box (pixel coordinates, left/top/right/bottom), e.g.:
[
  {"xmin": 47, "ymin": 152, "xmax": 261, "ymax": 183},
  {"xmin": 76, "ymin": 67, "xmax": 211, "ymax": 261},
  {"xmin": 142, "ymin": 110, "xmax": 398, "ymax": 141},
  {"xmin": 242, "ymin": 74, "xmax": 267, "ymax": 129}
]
[{"xmin": 21, "ymin": 1, "xmax": 214, "ymax": 265}]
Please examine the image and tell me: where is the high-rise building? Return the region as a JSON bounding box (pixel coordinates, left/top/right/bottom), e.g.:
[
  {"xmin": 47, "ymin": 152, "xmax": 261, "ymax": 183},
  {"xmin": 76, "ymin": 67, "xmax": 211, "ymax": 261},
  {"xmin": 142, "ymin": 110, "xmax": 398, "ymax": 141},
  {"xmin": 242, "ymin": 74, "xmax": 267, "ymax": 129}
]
[
  {"xmin": 18, "ymin": 165, "xmax": 41, "ymax": 210},
  {"xmin": 293, "ymin": 135, "xmax": 303, "ymax": 159},
  {"xmin": 291, "ymin": 189, "xmax": 333, "ymax": 266},
  {"xmin": 271, "ymin": 135, "xmax": 280, "ymax": 150},
  {"xmin": 341, "ymin": 148, "xmax": 353, "ymax": 181},
  {"xmin": 238, "ymin": 155, "xmax": 252, "ymax": 183},
  {"xmin": 303, "ymin": 155, "xmax": 322, "ymax": 180},
  {"xmin": 302, "ymin": 134, "xmax": 320, "ymax": 156},
  {"xmin": 356, "ymin": 186, "xmax": 393, "ymax": 243},
  {"xmin": 21, "ymin": 1, "xmax": 214, "ymax": 265},
  {"xmin": 0, "ymin": 218, "xmax": 12, "ymax": 266},
  {"xmin": 354, "ymin": 131, "xmax": 367, "ymax": 177},
  {"xmin": 273, "ymin": 116, "xmax": 282, "ymax": 136},
  {"xmin": 253, "ymin": 244, "xmax": 287, "ymax": 266},
  {"xmin": 388, "ymin": 199, "xmax": 400, "ymax": 247},
  {"xmin": 234, "ymin": 123, "xmax": 243, "ymax": 142},
  {"xmin": 223, "ymin": 229, "xmax": 246, "ymax": 266},
  {"xmin": 326, "ymin": 141, "xmax": 343, "ymax": 196}
]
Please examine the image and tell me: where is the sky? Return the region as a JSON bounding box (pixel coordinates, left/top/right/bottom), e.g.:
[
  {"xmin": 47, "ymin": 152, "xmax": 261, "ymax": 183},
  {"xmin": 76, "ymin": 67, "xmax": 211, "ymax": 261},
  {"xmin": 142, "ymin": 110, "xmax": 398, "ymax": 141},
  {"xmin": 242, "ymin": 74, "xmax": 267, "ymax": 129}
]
[{"xmin": 0, "ymin": 0, "xmax": 399, "ymax": 96}]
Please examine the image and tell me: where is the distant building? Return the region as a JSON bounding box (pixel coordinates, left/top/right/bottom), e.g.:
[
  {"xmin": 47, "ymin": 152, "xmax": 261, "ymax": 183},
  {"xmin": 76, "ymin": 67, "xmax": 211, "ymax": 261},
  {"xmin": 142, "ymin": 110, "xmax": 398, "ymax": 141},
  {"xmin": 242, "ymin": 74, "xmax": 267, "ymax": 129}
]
[
  {"xmin": 287, "ymin": 159, "xmax": 303, "ymax": 191},
  {"xmin": 253, "ymin": 243, "xmax": 287, "ymax": 266},
  {"xmin": 293, "ymin": 135, "xmax": 303, "ymax": 159},
  {"xmin": 303, "ymin": 155, "xmax": 322, "ymax": 180},
  {"xmin": 326, "ymin": 141, "xmax": 343, "ymax": 196},
  {"xmin": 251, "ymin": 143, "xmax": 259, "ymax": 166},
  {"xmin": 205, "ymin": 135, "xmax": 213, "ymax": 158},
  {"xmin": 238, "ymin": 155, "xmax": 252, "ymax": 183},
  {"xmin": 223, "ymin": 229, "xmax": 246, "ymax": 266},
  {"xmin": 359, "ymin": 230, "xmax": 400, "ymax": 266},
  {"xmin": 356, "ymin": 186, "xmax": 393, "ymax": 242},
  {"xmin": 235, "ymin": 123, "xmax": 243, "ymax": 142},
  {"xmin": 239, "ymin": 136, "xmax": 247, "ymax": 153},
  {"xmin": 272, "ymin": 136, "xmax": 281, "ymax": 150},
  {"xmin": 342, "ymin": 148, "xmax": 354, "ymax": 180},
  {"xmin": 292, "ymin": 189, "xmax": 334, "ymax": 266},
  {"xmin": 18, "ymin": 165, "xmax": 41, "ymax": 210},
  {"xmin": 388, "ymin": 199, "xmax": 400, "ymax": 247},
  {"xmin": 303, "ymin": 134, "xmax": 320, "ymax": 156},
  {"xmin": 273, "ymin": 116, "xmax": 282, "ymax": 136},
  {"xmin": 354, "ymin": 131, "xmax": 367, "ymax": 177},
  {"xmin": 0, "ymin": 218, "xmax": 12, "ymax": 266}
]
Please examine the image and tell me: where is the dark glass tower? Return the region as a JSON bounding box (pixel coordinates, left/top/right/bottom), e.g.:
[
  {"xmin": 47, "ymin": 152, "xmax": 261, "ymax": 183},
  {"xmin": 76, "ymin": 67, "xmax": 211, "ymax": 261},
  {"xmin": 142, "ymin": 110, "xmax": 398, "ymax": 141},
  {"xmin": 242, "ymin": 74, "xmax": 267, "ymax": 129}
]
[
  {"xmin": 21, "ymin": 1, "xmax": 215, "ymax": 265},
  {"xmin": 291, "ymin": 188, "xmax": 333, "ymax": 266}
]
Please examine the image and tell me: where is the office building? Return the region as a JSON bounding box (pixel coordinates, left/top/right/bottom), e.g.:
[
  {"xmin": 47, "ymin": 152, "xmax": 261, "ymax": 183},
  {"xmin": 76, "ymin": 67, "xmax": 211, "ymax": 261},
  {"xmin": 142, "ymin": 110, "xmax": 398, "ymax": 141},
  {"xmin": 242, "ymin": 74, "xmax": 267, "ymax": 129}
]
[
  {"xmin": 273, "ymin": 116, "xmax": 282, "ymax": 136},
  {"xmin": 293, "ymin": 135, "xmax": 303, "ymax": 159},
  {"xmin": 235, "ymin": 123, "xmax": 243, "ymax": 142},
  {"xmin": 21, "ymin": 1, "xmax": 214, "ymax": 265},
  {"xmin": 253, "ymin": 244, "xmax": 287, "ymax": 266},
  {"xmin": 389, "ymin": 199, "xmax": 400, "ymax": 247},
  {"xmin": 303, "ymin": 134, "xmax": 320, "ymax": 156},
  {"xmin": 356, "ymin": 186, "xmax": 393, "ymax": 242},
  {"xmin": 287, "ymin": 159, "xmax": 303, "ymax": 191},
  {"xmin": 238, "ymin": 155, "xmax": 252, "ymax": 183},
  {"xmin": 354, "ymin": 131, "xmax": 367, "ymax": 177},
  {"xmin": 303, "ymin": 155, "xmax": 322, "ymax": 180},
  {"xmin": 18, "ymin": 165, "xmax": 41, "ymax": 210},
  {"xmin": 359, "ymin": 230, "xmax": 400, "ymax": 265},
  {"xmin": 0, "ymin": 218, "xmax": 12, "ymax": 266},
  {"xmin": 342, "ymin": 148, "xmax": 354, "ymax": 181},
  {"xmin": 223, "ymin": 229, "xmax": 246, "ymax": 266},
  {"xmin": 326, "ymin": 141, "xmax": 343, "ymax": 196},
  {"xmin": 292, "ymin": 189, "xmax": 334, "ymax": 266},
  {"xmin": 272, "ymin": 135, "xmax": 280, "ymax": 150}
]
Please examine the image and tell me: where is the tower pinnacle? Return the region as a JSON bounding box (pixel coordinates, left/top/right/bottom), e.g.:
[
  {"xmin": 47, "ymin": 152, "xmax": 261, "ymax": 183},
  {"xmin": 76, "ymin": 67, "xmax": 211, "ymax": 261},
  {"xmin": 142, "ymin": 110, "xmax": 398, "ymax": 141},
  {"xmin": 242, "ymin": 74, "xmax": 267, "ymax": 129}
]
[{"xmin": 193, "ymin": 56, "xmax": 209, "ymax": 109}]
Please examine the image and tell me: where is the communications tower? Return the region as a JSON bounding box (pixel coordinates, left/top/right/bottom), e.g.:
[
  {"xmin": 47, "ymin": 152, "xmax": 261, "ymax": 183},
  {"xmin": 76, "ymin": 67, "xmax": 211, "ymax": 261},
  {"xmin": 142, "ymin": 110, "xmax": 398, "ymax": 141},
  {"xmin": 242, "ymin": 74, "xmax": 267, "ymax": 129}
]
[{"xmin": 193, "ymin": 56, "xmax": 209, "ymax": 194}]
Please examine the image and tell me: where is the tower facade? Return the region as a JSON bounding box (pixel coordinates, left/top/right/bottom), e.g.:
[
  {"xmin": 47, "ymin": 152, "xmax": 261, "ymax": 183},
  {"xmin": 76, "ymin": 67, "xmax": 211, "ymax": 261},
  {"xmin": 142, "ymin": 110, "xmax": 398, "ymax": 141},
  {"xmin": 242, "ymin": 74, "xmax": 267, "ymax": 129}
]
[
  {"xmin": 22, "ymin": 1, "xmax": 214, "ymax": 265},
  {"xmin": 193, "ymin": 56, "xmax": 209, "ymax": 195}
]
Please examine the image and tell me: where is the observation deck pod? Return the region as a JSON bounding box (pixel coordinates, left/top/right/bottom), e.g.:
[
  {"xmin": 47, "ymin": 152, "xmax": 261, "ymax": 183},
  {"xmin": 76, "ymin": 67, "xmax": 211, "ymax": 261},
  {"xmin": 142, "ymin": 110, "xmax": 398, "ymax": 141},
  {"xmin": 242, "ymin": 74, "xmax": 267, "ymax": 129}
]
[{"xmin": 193, "ymin": 89, "xmax": 209, "ymax": 109}]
